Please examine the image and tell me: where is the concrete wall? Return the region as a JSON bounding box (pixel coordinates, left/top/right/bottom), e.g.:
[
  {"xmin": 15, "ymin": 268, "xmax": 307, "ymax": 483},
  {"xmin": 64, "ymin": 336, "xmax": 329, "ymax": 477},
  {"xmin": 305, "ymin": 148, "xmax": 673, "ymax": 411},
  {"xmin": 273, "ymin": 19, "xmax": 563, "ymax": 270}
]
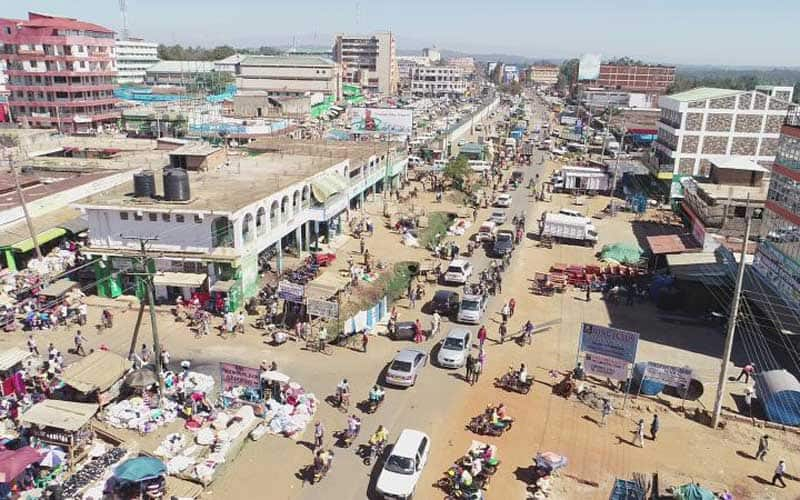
[{"xmin": 447, "ymin": 96, "xmax": 500, "ymax": 145}]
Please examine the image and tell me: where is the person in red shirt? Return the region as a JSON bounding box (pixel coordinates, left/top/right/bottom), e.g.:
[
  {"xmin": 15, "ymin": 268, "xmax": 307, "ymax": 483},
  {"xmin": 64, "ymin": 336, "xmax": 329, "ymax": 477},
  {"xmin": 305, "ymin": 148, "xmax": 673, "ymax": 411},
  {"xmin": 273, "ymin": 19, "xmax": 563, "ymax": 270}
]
[
  {"xmin": 736, "ymin": 362, "xmax": 755, "ymax": 384},
  {"xmin": 478, "ymin": 325, "xmax": 488, "ymax": 348}
]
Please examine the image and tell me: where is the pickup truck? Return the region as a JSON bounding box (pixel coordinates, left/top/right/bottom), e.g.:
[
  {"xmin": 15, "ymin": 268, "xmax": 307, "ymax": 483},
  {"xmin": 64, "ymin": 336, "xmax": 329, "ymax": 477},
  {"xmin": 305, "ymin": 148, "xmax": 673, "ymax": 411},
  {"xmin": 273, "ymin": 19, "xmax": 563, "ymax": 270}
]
[{"xmin": 493, "ymin": 230, "xmax": 515, "ymax": 256}]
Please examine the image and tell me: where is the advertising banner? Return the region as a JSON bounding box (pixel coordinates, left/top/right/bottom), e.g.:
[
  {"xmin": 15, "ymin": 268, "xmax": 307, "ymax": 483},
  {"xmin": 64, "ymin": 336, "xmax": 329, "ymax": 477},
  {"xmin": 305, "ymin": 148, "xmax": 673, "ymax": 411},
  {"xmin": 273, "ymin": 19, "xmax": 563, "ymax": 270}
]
[
  {"xmin": 578, "ymin": 53, "xmax": 601, "ymax": 80},
  {"xmin": 579, "ymin": 323, "xmax": 639, "ymax": 364},
  {"xmin": 349, "ymin": 107, "xmax": 413, "ymax": 137},
  {"xmin": 219, "ymin": 362, "xmax": 261, "ymax": 390},
  {"xmin": 277, "ymin": 280, "xmax": 305, "ymax": 303},
  {"xmin": 643, "ymin": 362, "xmax": 693, "ymax": 389},
  {"xmin": 307, "ymin": 298, "xmax": 339, "ymax": 319},
  {"xmin": 584, "ymin": 352, "xmax": 628, "ymax": 380}
]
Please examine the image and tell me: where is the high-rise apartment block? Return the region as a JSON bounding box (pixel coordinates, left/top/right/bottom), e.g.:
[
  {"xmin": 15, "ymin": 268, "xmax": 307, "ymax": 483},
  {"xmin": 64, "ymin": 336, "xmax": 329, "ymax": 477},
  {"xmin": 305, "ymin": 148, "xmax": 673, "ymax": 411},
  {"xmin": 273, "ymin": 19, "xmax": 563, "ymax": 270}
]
[
  {"xmin": 753, "ymin": 106, "xmax": 800, "ymax": 305},
  {"xmin": 654, "ymin": 87, "xmax": 791, "ymax": 179},
  {"xmin": 333, "ymin": 32, "xmax": 398, "ymax": 95},
  {"xmin": 0, "ymin": 12, "xmax": 118, "ymax": 133},
  {"xmin": 410, "ymin": 66, "xmax": 466, "ymax": 97},
  {"xmin": 530, "ymin": 65, "xmax": 559, "ymax": 86},
  {"xmin": 115, "ymin": 38, "xmax": 159, "ymax": 84}
]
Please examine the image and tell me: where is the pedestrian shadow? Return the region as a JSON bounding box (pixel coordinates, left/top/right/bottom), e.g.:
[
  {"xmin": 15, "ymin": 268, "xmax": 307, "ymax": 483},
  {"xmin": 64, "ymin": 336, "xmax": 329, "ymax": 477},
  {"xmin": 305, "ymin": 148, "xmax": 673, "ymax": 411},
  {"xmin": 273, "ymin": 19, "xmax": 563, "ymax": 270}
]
[
  {"xmin": 615, "ymin": 435, "xmax": 636, "ymax": 447},
  {"xmin": 512, "ymin": 465, "xmax": 535, "ymax": 484},
  {"xmin": 736, "ymin": 450, "xmax": 755, "ymax": 460},
  {"xmin": 582, "ymin": 415, "xmax": 599, "ymax": 425},
  {"xmin": 296, "ymin": 440, "xmax": 315, "ymax": 452},
  {"xmin": 747, "ymin": 475, "xmax": 772, "ymax": 486},
  {"xmin": 448, "ymin": 372, "xmax": 468, "ymax": 383}
]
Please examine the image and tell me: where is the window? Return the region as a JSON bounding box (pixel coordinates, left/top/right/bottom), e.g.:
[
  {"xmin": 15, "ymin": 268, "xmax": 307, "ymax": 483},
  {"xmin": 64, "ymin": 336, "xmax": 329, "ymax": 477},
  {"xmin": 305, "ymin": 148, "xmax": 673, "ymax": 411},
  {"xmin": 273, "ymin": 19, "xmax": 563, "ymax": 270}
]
[
  {"xmin": 134, "ymin": 212, "xmax": 143, "ymax": 221},
  {"xmin": 162, "ymin": 213, "xmax": 171, "ymax": 222},
  {"xmin": 120, "ymin": 212, "xmax": 129, "ymax": 220},
  {"xmin": 176, "ymin": 214, "xmax": 185, "ymax": 223},
  {"xmin": 194, "ymin": 215, "xmax": 203, "ymax": 224},
  {"xmin": 148, "ymin": 213, "xmax": 157, "ymax": 222}
]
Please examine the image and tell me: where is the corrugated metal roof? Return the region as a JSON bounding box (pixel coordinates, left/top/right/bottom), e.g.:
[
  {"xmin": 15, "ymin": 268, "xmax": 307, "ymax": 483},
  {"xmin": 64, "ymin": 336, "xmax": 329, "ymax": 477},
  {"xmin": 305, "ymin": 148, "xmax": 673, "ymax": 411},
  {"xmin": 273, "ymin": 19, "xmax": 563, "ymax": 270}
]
[
  {"xmin": 146, "ymin": 60, "xmax": 215, "ymax": 74},
  {"xmin": 0, "ymin": 348, "xmax": 32, "ymax": 372},
  {"xmin": 239, "ymin": 55, "xmax": 335, "ymax": 67},
  {"xmin": 60, "ymin": 350, "xmax": 132, "ymax": 394},
  {"xmin": 665, "ymin": 87, "xmax": 743, "ymax": 103},
  {"xmin": 20, "ymin": 400, "xmax": 98, "ymax": 431}
]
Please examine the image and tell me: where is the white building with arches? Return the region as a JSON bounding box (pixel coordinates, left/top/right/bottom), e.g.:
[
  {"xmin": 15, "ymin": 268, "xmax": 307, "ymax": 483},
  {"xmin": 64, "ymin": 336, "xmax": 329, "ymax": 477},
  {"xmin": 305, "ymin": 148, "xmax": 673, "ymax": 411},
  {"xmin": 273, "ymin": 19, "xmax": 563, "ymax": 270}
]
[{"xmin": 74, "ymin": 140, "xmax": 407, "ymax": 307}]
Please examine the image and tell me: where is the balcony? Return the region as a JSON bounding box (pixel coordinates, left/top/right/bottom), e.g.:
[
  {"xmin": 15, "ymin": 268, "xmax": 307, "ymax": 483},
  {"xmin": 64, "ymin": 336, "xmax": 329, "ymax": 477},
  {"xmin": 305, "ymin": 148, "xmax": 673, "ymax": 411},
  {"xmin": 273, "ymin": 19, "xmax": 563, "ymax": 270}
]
[{"xmin": 786, "ymin": 108, "xmax": 800, "ymax": 128}]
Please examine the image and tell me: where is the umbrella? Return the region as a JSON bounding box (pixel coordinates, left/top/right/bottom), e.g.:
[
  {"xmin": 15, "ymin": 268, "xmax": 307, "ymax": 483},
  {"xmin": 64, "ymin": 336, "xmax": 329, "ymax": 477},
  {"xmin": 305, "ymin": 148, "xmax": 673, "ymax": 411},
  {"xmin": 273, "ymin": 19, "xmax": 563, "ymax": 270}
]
[
  {"xmin": 39, "ymin": 448, "xmax": 65, "ymax": 468},
  {"xmin": 674, "ymin": 483, "xmax": 715, "ymax": 500},
  {"xmin": 125, "ymin": 367, "xmax": 158, "ymax": 389},
  {"xmin": 0, "ymin": 447, "xmax": 43, "ymax": 482},
  {"xmin": 260, "ymin": 371, "xmax": 290, "ymax": 383},
  {"xmin": 114, "ymin": 456, "xmax": 166, "ymax": 482}
]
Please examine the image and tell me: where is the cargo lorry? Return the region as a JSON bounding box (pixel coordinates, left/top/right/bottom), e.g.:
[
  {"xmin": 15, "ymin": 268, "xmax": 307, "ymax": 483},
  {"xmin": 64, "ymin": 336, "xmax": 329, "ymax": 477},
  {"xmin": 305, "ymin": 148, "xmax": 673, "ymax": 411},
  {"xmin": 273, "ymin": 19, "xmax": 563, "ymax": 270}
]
[{"xmin": 540, "ymin": 212, "xmax": 598, "ymax": 246}]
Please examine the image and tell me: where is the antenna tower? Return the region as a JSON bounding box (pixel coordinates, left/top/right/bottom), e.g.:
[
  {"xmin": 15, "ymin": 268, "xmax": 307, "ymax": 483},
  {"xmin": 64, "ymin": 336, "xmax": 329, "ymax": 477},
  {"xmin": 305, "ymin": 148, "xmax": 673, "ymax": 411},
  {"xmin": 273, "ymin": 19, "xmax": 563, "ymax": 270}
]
[{"xmin": 119, "ymin": 0, "xmax": 129, "ymax": 39}]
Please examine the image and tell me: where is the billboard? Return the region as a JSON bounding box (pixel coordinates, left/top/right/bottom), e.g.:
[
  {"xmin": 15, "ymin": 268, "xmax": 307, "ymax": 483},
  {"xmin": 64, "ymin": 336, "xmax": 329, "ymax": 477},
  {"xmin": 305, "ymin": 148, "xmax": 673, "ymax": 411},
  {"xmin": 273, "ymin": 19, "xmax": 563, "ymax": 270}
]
[
  {"xmin": 584, "ymin": 352, "xmax": 629, "ymax": 380},
  {"xmin": 642, "ymin": 362, "xmax": 693, "ymax": 389},
  {"xmin": 277, "ymin": 280, "xmax": 305, "ymax": 303},
  {"xmin": 578, "ymin": 53, "xmax": 602, "ymax": 81},
  {"xmin": 349, "ymin": 107, "xmax": 413, "ymax": 138},
  {"xmin": 220, "ymin": 362, "xmax": 261, "ymax": 390},
  {"xmin": 579, "ymin": 323, "xmax": 639, "ymax": 364}
]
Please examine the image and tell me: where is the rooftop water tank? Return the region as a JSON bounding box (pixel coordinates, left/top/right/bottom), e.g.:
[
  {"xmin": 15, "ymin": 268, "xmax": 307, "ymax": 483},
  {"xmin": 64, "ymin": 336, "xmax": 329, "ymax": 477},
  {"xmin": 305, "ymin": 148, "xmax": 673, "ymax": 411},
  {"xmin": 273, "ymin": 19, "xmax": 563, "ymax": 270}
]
[
  {"xmin": 133, "ymin": 170, "xmax": 156, "ymax": 198},
  {"xmin": 163, "ymin": 168, "xmax": 191, "ymax": 202}
]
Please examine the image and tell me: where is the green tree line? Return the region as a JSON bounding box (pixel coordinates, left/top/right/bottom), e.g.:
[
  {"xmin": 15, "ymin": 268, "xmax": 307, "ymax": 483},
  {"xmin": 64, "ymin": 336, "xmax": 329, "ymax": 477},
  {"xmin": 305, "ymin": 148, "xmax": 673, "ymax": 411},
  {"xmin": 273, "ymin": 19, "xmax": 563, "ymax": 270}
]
[{"xmin": 157, "ymin": 44, "xmax": 282, "ymax": 61}]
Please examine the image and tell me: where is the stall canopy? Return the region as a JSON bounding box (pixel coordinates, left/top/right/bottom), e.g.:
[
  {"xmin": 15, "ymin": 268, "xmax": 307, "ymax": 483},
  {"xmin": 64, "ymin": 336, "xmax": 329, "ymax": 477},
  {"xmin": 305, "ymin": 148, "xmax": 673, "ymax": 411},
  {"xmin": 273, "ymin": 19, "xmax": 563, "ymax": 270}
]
[
  {"xmin": 61, "ymin": 350, "xmax": 132, "ymax": 394},
  {"xmin": 306, "ymin": 273, "xmax": 350, "ymax": 300},
  {"xmin": 311, "ymin": 172, "xmax": 349, "ymax": 203},
  {"xmin": 209, "ymin": 280, "xmax": 237, "ymax": 293},
  {"xmin": 0, "ymin": 348, "xmax": 32, "ymax": 372},
  {"xmin": 39, "ymin": 278, "xmax": 78, "ymax": 298},
  {"xmin": 115, "ymin": 456, "xmax": 166, "ymax": 482},
  {"xmin": 0, "ymin": 447, "xmax": 43, "ymax": 482},
  {"xmin": 20, "ymin": 400, "xmax": 98, "ymax": 432},
  {"xmin": 754, "ymin": 369, "xmax": 800, "ymax": 426},
  {"xmin": 673, "ymin": 483, "xmax": 715, "ymax": 500},
  {"xmin": 153, "ymin": 272, "xmax": 207, "ymax": 288}
]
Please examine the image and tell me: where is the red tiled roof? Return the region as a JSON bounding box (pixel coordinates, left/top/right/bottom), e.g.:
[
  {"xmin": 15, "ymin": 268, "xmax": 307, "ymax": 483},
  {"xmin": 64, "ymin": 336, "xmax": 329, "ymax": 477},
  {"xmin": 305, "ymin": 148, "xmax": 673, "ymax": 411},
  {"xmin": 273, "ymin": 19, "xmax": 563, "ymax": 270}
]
[
  {"xmin": 21, "ymin": 12, "xmax": 114, "ymax": 34},
  {"xmin": 646, "ymin": 234, "xmax": 703, "ymax": 255}
]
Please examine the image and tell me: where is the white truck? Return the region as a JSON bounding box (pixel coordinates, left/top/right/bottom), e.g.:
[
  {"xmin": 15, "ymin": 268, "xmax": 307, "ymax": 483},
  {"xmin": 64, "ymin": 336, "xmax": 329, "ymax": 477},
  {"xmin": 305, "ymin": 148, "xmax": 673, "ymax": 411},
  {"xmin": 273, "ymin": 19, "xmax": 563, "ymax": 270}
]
[
  {"xmin": 553, "ymin": 166, "xmax": 611, "ymax": 193},
  {"xmin": 540, "ymin": 212, "xmax": 598, "ymax": 246}
]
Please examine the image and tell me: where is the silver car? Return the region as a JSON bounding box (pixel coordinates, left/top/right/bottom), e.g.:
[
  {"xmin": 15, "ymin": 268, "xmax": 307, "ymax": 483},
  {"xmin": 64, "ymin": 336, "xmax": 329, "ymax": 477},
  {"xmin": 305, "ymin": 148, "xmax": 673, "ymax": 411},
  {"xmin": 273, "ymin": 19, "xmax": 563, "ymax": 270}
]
[{"xmin": 385, "ymin": 349, "xmax": 428, "ymax": 387}]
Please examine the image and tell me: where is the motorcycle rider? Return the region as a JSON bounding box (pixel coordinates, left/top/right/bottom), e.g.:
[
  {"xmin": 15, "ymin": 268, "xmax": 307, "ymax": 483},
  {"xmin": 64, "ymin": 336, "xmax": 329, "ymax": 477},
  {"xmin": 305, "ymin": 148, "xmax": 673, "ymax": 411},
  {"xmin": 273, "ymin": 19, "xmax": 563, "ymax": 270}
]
[
  {"xmin": 369, "ymin": 425, "xmax": 389, "ymax": 449},
  {"xmin": 369, "ymin": 385, "xmax": 385, "ymax": 404}
]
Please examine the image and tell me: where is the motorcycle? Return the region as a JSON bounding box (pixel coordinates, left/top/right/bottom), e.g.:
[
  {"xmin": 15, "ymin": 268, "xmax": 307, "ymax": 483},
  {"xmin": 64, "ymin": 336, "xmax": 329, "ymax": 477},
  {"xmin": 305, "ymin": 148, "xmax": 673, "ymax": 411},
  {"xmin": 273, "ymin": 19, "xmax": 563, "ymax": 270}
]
[
  {"xmin": 334, "ymin": 426, "xmax": 360, "ymax": 448},
  {"xmin": 362, "ymin": 440, "xmax": 385, "ymax": 466},
  {"xmin": 361, "ymin": 396, "xmax": 384, "ymax": 414},
  {"xmin": 494, "ymin": 372, "xmax": 533, "ymax": 394},
  {"xmin": 466, "ymin": 414, "xmax": 512, "ymax": 437},
  {"xmin": 305, "ymin": 452, "xmax": 334, "ymax": 484}
]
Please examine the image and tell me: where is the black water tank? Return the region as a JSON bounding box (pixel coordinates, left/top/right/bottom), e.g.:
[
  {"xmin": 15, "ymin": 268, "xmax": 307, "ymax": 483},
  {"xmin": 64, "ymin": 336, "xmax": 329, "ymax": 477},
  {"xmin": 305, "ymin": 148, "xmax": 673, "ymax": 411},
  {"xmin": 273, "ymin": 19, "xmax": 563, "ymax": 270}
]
[
  {"xmin": 163, "ymin": 168, "xmax": 191, "ymax": 201},
  {"xmin": 133, "ymin": 170, "xmax": 156, "ymax": 198}
]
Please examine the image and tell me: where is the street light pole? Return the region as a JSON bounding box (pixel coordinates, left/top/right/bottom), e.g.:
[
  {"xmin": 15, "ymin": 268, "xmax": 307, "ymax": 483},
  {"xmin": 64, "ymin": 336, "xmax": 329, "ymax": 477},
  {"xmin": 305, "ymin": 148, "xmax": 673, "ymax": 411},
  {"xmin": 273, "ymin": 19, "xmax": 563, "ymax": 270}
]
[
  {"xmin": 711, "ymin": 198, "xmax": 753, "ymax": 429},
  {"xmin": 8, "ymin": 156, "xmax": 43, "ymax": 260}
]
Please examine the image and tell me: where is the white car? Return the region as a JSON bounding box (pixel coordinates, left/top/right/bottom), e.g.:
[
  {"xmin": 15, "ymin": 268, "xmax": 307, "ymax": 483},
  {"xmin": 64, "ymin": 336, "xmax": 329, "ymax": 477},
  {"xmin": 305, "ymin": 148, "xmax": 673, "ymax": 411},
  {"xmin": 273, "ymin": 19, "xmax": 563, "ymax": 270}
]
[
  {"xmin": 489, "ymin": 210, "xmax": 507, "ymax": 225},
  {"xmin": 375, "ymin": 429, "xmax": 431, "ymax": 500},
  {"xmin": 437, "ymin": 328, "xmax": 472, "ymax": 368},
  {"xmin": 494, "ymin": 193, "xmax": 512, "ymax": 207},
  {"xmin": 457, "ymin": 294, "xmax": 487, "ymax": 324},
  {"xmin": 443, "ymin": 259, "xmax": 472, "ymax": 285}
]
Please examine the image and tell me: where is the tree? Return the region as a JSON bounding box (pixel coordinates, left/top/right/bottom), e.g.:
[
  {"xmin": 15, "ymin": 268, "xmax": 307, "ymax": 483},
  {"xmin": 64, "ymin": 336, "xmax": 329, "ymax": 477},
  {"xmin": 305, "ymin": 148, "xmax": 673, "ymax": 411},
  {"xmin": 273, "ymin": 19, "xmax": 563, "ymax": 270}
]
[
  {"xmin": 444, "ymin": 156, "xmax": 471, "ymax": 190},
  {"xmin": 558, "ymin": 58, "xmax": 579, "ymax": 90}
]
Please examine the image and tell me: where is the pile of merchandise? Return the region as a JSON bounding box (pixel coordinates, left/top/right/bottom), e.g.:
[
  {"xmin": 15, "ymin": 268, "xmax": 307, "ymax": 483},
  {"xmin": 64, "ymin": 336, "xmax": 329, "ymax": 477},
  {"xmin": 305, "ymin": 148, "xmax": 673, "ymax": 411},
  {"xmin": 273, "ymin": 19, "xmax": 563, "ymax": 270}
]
[
  {"xmin": 59, "ymin": 446, "xmax": 127, "ymax": 499},
  {"xmin": 101, "ymin": 397, "xmax": 180, "ymax": 433},
  {"xmin": 264, "ymin": 392, "xmax": 317, "ymax": 437}
]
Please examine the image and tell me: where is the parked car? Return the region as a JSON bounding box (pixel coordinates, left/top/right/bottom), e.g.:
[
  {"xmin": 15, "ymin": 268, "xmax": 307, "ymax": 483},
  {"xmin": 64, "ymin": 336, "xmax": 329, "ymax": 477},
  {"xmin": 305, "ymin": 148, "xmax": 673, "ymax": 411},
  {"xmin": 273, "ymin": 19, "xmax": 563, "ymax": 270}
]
[
  {"xmin": 429, "ymin": 290, "xmax": 460, "ymax": 316},
  {"xmin": 389, "ymin": 321, "xmax": 417, "ymax": 341},
  {"xmin": 436, "ymin": 328, "xmax": 472, "ymax": 368},
  {"xmin": 443, "ymin": 259, "xmax": 473, "ymax": 285},
  {"xmin": 375, "ymin": 429, "xmax": 431, "ymax": 499},
  {"xmin": 385, "ymin": 349, "xmax": 427, "ymax": 387},
  {"xmin": 476, "ymin": 221, "xmax": 497, "ymax": 242},
  {"xmin": 489, "ymin": 210, "xmax": 507, "ymax": 225},
  {"xmin": 494, "ymin": 193, "xmax": 512, "ymax": 207},
  {"xmin": 457, "ymin": 293, "xmax": 488, "ymax": 324},
  {"xmin": 493, "ymin": 229, "xmax": 515, "ymax": 256}
]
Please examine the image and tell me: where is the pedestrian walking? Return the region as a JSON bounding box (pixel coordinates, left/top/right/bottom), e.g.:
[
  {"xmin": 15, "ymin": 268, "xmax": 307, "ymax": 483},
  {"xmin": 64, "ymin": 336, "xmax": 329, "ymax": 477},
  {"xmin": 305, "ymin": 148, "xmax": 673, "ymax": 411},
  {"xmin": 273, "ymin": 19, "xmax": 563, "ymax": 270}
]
[
  {"xmin": 73, "ymin": 330, "xmax": 86, "ymax": 356},
  {"xmin": 501, "ymin": 303, "xmax": 510, "ymax": 324},
  {"xmin": 314, "ymin": 421, "xmax": 325, "ymax": 450},
  {"xmin": 472, "ymin": 356, "xmax": 482, "ymax": 385},
  {"xmin": 772, "ymin": 460, "xmax": 787, "ymax": 488},
  {"xmin": 236, "ymin": 311, "xmax": 246, "ymax": 334},
  {"xmin": 161, "ymin": 347, "xmax": 171, "ymax": 371},
  {"xmin": 413, "ymin": 319, "xmax": 424, "ymax": 343},
  {"xmin": 477, "ymin": 325, "xmax": 487, "ymax": 348},
  {"xmin": 409, "ymin": 289, "xmax": 416, "ymax": 309},
  {"xmin": 509, "ymin": 298, "xmax": 516, "ymax": 317},
  {"xmin": 78, "ymin": 302, "xmax": 88, "ymax": 326},
  {"xmin": 465, "ymin": 353, "xmax": 474, "ymax": 384},
  {"xmin": 361, "ymin": 331, "xmax": 369, "ymax": 353},
  {"xmin": 431, "ymin": 311, "xmax": 441, "ymax": 337},
  {"xmin": 585, "ymin": 284, "xmax": 591, "ymax": 302},
  {"xmin": 736, "ymin": 362, "xmax": 755, "ymax": 383},
  {"xmin": 600, "ymin": 399, "xmax": 612, "ymax": 427},
  {"xmin": 27, "ymin": 335, "xmax": 39, "ymax": 356},
  {"xmin": 498, "ymin": 322, "xmax": 508, "ymax": 344},
  {"xmin": 360, "ymin": 237, "xmax": 366, "ymax": 255},
  {"xmin": 650, "ymin": 414, "xmax": 660, "ymax": 441},
  {"xmin": 744, "ymin": 387, "xmax": 754, "ymax": 417},
  {"xmin": 472, "ymin": 208, "xmax": 478, "ymax": 222},
  {"xmin": 756, "ymin": 435, "xmax": 769, "ymax": 461},
  {"xmin": 634, "ymin": 419, "xmax": 645, "ymax": 448}
]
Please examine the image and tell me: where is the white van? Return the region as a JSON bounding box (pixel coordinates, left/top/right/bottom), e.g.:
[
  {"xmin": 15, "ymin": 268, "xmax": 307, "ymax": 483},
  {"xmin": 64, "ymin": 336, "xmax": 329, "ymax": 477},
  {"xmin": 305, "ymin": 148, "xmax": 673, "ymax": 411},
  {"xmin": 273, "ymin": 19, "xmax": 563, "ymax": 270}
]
[
  {"xmin": 468, "ymin": 160, "xmax": 491, "ymax": 173},
  {"xmin": 477, "ymin": 221, "xmax": 498, "ymax": 242}
]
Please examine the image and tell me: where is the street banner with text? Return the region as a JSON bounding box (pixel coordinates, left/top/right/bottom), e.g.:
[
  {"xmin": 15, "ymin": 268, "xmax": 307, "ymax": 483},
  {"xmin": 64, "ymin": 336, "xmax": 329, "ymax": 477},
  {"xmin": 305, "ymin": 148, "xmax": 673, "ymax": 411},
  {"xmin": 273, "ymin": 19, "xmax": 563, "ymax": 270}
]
[{"xmin": 579, "ymin": 323, "xmax": 639, "ymax": 364}]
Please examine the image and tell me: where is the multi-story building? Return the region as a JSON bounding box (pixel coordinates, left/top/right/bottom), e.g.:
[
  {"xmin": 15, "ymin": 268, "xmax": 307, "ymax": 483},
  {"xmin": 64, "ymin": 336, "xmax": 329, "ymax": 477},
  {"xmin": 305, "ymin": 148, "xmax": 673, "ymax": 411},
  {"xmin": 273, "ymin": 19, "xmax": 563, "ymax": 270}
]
[
  {"xmin": 235, "ymin": 55, "xmax": 341, "ymax": 100},
  {"xmin": 530, "ymin": 64, "xmax": 559, "ymax": 86},
  {"xmin": 333, "ymin": 32, "xmax": 398, "ymax": 95},
  {"xmin": 0, "ymin": 59, "xmax": 7, "ymax": 95},
  {"xmin": 448, "ymin": 57, "xmax": 475, "ymax": 76},
  {"xmin": 115, "ymin": 38, "xmax": 159, "ymax": 84},
  {"xmin": 597, "ymin": 63, "xmax": 675, "ymax": 94},
  {"xmin": 653, "ymin": 88, "xmax": 791, "ymax": 181},
  {"xmin": 214, "ymin": 54, "xmax": 243, "ymax": 74},
  {"xmin": 753, "ymin": 107, "xmax": 800, "ymax": 307},
  {"xmin": 144, "ymin": 60, "xmax": 215, "ymax": 86},
  {"xmin": 0, "ymin": 12, "xmax": 118, "ymax": 133},
  {"xmin": 410, "ymin": 66, "xmax": 466, "ymax": 98},
  {"xmin": 422, "ymin": 47, "xmax": 440, "ymax": 63},
  {"xmin": 74, "ymin": 140, "xmax": 408, "ymax": 306}
]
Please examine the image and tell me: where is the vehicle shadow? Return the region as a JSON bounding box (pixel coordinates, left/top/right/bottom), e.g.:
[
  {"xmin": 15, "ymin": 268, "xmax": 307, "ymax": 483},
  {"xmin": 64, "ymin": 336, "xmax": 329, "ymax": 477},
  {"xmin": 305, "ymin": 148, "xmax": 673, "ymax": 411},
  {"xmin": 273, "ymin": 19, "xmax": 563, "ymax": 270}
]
[{"xmin": 365, "ymin": 445, "xmax": 393, "ymax": 499}]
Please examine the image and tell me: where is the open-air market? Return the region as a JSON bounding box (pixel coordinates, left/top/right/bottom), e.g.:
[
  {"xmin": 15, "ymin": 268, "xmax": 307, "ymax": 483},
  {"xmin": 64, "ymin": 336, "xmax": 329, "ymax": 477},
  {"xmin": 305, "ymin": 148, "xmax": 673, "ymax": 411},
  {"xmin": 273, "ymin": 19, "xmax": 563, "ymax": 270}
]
[{"xmin": 0, "ymin": 3, "xmax": 799, "ymax": 500}]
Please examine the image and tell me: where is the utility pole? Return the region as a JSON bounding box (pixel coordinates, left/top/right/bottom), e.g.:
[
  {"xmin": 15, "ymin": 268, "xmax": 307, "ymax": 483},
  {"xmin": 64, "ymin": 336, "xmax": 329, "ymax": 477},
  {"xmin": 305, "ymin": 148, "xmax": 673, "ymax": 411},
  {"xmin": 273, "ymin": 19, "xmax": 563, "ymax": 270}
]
[
  {"xmin": 123, "ymin": 235, "xmax": 165, "ymax": 406},
  {"xmin": 7, "ymin": 156, "xmax": 43, "ymax": 260},
  {"xmin": 711, "ymin": 197, "xmax": 753, "ymax": 429}
]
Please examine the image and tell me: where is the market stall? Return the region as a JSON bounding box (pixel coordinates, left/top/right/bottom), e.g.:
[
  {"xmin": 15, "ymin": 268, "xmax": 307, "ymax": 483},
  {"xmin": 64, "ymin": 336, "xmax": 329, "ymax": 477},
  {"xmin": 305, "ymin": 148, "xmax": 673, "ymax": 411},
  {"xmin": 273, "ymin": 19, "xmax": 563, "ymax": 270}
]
[
  {"xmin": 20, "ymin": 400, "xmax": 98, "ymax": 471},
  {"xmin": 0, "ymin": 446, "xmax": 44, "ymax": 496},
  {"xmin": 0, "ymin": 348, "xmax": 32, "ymax": 397},
  {"xmin": 57, "ymin": 350, "xmax": 132, "ymax": 406}
]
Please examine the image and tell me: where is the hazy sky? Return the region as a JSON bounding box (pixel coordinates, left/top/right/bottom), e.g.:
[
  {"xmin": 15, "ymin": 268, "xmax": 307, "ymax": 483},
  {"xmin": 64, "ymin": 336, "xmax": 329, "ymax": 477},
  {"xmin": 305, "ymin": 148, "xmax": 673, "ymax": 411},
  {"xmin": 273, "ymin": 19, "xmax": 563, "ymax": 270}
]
[{"xmin": 5, "ymin": 0, "xmax": 798, "ymax": 66}]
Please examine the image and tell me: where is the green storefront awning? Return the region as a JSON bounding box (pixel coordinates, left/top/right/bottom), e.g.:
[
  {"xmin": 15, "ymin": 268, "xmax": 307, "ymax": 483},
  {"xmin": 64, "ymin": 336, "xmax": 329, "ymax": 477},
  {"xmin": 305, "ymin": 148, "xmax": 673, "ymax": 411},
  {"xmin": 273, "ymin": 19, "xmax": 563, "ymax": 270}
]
[
  {"xmin": 11, "ymin": 228, "xmax": 67, "ymax": 253},
  {"xmin": 311, "ymin": 172, "xmax": 350, "ymax": 203}
]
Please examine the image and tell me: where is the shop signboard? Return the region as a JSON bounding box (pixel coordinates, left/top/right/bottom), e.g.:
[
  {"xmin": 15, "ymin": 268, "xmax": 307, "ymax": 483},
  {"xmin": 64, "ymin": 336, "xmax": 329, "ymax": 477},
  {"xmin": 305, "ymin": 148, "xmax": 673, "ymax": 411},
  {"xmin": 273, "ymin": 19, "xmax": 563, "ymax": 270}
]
[
  {"xmin": 349, "ymin": 107, "xmax": 413, "ymax": 138},
  {"xmin": 643, "ymin": 362, "xmax": 692, "ymax": 389},
  {"xmin": 307, "ymin": 298, "xmax": 339, "ymax": 319},
  {"xmin": 219, "ymin": 362, "xmax": 261, "ymax": 390},
  {"xmin": 277, "ymin": 280, "xmax": 305, "ymax": 303},
  {"xmin": 579, "ymin": 323, "xmax": 639, "ymax": 364},
  {"xmin": 584, "ymin": 352, "xmax": 628, "ymax": 380}
]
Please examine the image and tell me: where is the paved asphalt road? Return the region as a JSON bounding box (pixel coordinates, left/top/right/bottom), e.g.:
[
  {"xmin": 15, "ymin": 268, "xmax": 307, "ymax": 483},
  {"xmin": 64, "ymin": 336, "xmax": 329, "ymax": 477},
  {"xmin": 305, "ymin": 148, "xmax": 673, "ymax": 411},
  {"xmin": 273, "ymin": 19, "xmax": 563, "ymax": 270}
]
[{"xmin": 299, "ymin": 99, "xmax": 551, "ymax": 500}]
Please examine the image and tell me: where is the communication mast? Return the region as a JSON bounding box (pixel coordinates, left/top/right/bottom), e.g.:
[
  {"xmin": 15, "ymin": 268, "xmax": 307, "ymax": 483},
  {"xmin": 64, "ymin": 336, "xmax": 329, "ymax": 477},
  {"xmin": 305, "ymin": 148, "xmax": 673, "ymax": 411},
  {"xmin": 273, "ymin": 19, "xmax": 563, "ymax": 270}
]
[{"xmin": 119, "ymin": 0, "xmax": 129, "ymax": 40}]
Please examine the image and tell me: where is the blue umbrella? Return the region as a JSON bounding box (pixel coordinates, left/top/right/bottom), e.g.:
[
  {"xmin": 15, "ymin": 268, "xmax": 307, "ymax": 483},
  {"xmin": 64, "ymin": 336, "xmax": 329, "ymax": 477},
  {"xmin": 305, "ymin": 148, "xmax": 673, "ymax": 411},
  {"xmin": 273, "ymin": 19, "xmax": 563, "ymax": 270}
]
[{"xmin": 114, "ymin": 457, "xmax": 166, "ymax": 482}]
